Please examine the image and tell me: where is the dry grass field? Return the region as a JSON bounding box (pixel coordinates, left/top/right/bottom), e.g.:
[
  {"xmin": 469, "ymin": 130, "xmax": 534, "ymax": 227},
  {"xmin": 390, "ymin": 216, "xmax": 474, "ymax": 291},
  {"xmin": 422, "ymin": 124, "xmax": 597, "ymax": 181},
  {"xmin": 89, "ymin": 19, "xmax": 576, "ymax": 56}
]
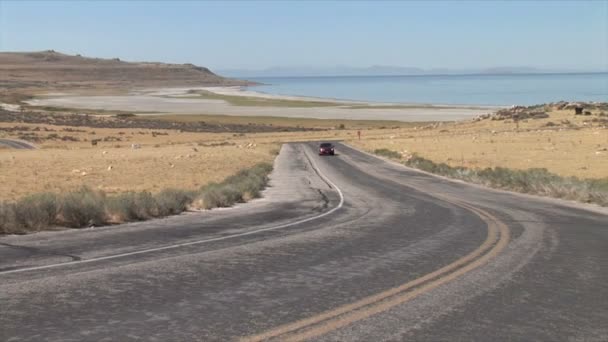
[
  {"xmin": 2, "ymin": 99, "xmax": 606, "ymax": 204},
  {"xmin": 347, "ymin": 108, "xmax": 608, "ymax": 179},
  {"xmin": 0, "ymin": 118, "xmax": 365, "ymax": 202},
  {"xmin": 151, "ymin": 113, "xmax": 418, "ymax": 130}
]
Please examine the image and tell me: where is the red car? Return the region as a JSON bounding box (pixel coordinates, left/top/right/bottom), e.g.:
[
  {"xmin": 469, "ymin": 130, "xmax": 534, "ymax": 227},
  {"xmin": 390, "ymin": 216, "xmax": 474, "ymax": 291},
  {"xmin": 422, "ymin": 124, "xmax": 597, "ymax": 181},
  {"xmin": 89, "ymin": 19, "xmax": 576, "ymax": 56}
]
[{"xmin": 319, "ymin": 142, "xmax": 335, "ymax": 155}]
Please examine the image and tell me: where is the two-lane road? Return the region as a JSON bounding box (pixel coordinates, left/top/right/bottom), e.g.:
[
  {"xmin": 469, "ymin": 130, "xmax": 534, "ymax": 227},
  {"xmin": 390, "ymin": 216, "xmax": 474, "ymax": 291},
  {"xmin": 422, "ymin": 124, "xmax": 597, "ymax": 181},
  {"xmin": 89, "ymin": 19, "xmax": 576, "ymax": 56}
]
[
  {"xmin": 0, "ymin": 138, "xmax": 36, "ymax": 149},
  {"xmin": 1, "ymin": 142, "xmax": 606, "ymax": 341}
]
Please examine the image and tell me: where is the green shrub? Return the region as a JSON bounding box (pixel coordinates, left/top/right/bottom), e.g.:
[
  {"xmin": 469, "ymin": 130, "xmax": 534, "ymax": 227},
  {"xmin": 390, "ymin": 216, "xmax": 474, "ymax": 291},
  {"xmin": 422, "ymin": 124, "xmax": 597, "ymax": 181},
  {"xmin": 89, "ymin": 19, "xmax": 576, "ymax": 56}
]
[
  {"xmin": 0, "ymin": 162, "xmax": 275, "ymax": 234},
  {"xmin": 397, "ymin": 152, "xmax": 608, "ymax": 207},
  {"xmin": 106, "ymin": 191, "xmax": 158, "ymax": 221},
  {"xmin": 13, "ymin": 193, "xmax": 59, "ymax": 230},
  {"xmin": 60, "ymin": 187, "xmax": 107, "ymax": 228},
  {"xmin": 154, "ymin": 189, "xmax": 194, "ymax": 216},
  {"xmin": 374, "ymin": 148, "xmax": 401, "ymax": 159},
  {"xmin": 0, "ymin": 202, "xmax": 18, "ymax": 234},
  {"xmin": 200, "ymin": 183, "xmax": 240, "ymax": 209},
  {"xmin": 228, "ymin": 163, "xmax": 271, "ymax": 198},
  {"xmin": 197, "ymin": 162, "xmax": 273, "ymax": 209}
]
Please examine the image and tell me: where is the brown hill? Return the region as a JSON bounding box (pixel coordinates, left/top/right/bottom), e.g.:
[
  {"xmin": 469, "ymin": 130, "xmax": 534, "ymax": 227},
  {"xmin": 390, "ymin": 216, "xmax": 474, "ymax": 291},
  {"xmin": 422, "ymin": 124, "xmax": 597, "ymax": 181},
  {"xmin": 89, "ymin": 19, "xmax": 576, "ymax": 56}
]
[{"xmin": 0, "ymin": 50, "xmax": 253, "ymax": 89}]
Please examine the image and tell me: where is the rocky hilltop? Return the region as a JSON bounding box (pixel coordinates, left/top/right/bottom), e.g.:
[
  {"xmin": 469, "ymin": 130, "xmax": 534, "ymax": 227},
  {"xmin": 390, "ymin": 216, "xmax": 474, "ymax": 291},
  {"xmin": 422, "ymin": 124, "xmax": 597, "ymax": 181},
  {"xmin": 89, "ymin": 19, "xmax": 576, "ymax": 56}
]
[{"xmin": 0, "ymin": 50, "xmax": 253, "ymax": 89}]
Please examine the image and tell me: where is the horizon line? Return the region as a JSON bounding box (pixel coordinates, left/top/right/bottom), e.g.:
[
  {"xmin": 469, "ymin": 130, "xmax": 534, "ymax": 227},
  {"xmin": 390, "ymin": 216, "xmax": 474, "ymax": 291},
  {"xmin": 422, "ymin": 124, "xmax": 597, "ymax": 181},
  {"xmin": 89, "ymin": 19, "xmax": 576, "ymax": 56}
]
[{"xmin": 224, "ymin": 71, "xmax": 608, "ymax": 79}]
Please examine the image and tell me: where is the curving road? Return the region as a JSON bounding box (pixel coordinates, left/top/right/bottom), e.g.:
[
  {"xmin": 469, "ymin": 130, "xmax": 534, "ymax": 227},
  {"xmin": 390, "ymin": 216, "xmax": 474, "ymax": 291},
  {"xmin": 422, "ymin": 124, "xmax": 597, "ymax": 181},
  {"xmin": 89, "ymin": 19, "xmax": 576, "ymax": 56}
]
[
  {"xmin": 1, "ymin": 142, "xmax": 606, "ymax": 341},
  {"xmin": 0, "ymin": 138, "xmax": 36, "ymax": 149}
]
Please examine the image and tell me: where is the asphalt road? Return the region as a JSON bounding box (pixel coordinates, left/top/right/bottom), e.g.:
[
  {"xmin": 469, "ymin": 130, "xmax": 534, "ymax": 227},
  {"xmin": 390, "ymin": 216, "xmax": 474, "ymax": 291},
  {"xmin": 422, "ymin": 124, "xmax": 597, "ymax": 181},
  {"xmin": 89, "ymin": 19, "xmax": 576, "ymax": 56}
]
[
  {"xmin": 0, "ymin": 138, "xmax": 36, "ymax": 149},
  {"xmin": 1, "ymin": 142, "xmax": 606, "ymax": 341}
]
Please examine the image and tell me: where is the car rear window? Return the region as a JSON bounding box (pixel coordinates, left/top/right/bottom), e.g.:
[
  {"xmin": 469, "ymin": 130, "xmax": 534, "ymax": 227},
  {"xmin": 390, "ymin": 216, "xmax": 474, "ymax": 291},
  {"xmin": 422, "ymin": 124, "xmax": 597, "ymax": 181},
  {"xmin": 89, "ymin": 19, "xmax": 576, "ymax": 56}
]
[{"xmin": 320, "ymin": 143, "xmax": 333, "ymax": 147}]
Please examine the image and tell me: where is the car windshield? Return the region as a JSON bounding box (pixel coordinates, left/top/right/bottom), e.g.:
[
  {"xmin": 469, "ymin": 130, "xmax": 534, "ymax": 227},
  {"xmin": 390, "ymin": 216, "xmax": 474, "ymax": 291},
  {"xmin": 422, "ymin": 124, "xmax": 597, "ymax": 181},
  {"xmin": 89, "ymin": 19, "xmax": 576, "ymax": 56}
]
[{"xmin": 320, "ymin": 143, "xmax": 333, "ymax": 147}]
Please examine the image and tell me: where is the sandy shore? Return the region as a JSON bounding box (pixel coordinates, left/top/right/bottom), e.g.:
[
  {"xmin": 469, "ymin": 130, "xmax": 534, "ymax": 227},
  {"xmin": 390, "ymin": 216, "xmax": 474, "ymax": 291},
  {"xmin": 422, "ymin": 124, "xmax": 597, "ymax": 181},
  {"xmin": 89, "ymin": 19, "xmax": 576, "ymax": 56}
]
[
  {"xmin": 136, "ymin": 86, "xmax": 357, "ymax": 104},
  {"xmin": 28, "ymin": 87, "xmax": 499, "ymax": 122}
]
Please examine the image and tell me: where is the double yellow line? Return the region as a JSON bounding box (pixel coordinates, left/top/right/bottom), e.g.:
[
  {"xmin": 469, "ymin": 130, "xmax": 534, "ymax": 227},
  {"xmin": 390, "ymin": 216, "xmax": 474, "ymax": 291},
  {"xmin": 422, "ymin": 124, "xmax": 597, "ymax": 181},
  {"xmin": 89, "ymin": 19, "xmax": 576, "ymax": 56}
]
[{"xmin": 242, "ymin": 200, "xmax": 510, "ymax": 342}]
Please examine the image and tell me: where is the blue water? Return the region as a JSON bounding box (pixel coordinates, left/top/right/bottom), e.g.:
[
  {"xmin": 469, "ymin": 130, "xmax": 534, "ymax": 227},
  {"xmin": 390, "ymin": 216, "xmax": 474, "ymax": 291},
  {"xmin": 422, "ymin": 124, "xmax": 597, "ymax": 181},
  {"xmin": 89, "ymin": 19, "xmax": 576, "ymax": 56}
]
[{"xmin": 247, "ymin": 73, "xmax": 608, "ymax": 106}]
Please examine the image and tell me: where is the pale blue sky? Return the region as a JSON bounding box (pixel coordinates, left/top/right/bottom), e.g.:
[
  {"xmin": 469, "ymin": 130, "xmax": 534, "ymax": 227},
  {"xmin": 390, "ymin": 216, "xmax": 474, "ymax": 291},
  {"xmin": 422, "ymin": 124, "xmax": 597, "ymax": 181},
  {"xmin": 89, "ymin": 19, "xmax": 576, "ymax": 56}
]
[{"xmin": 1, "ymin": 1, "xmax": 607, "ymax": 71}]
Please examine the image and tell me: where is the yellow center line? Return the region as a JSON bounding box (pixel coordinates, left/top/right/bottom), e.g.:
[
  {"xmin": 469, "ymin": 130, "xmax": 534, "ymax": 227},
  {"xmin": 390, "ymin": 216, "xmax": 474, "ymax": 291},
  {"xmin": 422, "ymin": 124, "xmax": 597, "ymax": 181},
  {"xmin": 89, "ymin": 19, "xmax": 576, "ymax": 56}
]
[{"xmin": 241, "ymin": 199, "xmax": 510, "ymax": 342}]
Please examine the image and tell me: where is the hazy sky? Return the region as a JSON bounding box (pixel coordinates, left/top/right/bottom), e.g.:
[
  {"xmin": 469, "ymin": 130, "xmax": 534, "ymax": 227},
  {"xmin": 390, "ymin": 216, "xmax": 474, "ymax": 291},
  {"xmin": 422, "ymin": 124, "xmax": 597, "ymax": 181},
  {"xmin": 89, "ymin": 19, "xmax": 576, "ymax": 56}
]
[{"xmin": 1, "ymin": 1, "xmax": 607, "ymax": 71}]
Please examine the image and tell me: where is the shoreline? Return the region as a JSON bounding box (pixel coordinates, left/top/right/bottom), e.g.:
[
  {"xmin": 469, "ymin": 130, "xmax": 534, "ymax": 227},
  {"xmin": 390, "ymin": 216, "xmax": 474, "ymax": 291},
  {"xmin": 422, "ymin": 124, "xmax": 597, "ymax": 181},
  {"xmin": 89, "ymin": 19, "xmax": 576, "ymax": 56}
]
[
  {"xmin": 194, "ymin": 86, "xmax": 503, "ymax": 110},
  {"xmin": 25, "ymin": 86, "xmax": 499, "ymax": 122}
]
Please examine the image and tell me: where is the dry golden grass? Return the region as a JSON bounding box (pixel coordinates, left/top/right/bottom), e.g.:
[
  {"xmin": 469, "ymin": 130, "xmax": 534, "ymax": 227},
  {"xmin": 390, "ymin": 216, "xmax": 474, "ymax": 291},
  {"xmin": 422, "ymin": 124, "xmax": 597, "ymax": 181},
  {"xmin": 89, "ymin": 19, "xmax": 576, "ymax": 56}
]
[
  {"xmin": 0, "ymin": 120, "xmax": 364, "ymax": 201},
  {"xmin": 149, "ymin": 113, "xmax": 419, "ymax": 130},
  {"xmin": 0, "ymin": 144, "xmax": 274, "ymax": 201},
  {"xmin": 2, "ymin": 107, "xmax": 606, "ymax": 202},
  {"xmin": 348, "ymin": 109, "xmax": 608, "ymax": 179}
]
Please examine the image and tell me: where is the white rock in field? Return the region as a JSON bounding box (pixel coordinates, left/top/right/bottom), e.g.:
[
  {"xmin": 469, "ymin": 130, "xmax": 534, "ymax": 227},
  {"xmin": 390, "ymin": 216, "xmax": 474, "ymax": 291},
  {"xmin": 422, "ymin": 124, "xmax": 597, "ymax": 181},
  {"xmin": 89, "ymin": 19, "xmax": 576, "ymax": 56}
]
[
  {"xmin": 80, "ymin": 171, "xmax": 87, "ymax": 176},
  {"xmin": 107, "ymin": 165, "xmax": 113, "ymax": 171},
  {"xmin": 102, "ymin": 151, "xmax": 108, "ymax": 155}
]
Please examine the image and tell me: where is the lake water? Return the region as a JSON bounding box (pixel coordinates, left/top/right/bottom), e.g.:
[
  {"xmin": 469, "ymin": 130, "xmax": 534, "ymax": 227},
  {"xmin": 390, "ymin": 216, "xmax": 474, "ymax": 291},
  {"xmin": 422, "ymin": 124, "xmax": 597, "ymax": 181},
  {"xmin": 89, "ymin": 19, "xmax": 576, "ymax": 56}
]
[{"xmin": 247, "ymin": 73, "xmax": 608, "ymax": 106}]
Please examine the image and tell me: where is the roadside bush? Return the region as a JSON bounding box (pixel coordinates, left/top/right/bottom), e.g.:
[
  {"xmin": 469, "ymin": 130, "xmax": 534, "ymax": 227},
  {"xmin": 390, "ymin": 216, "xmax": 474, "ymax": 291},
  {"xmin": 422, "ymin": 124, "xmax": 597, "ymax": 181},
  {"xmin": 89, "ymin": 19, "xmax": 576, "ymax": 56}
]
[
  {"xmin": 60, "ymin": 187, "xmax": 107, "ymax": 228},
  {"xmin": 154, "ymin": 189, "xmax": 195, "ymax": 216},
  {"xmin": 374, "ymin": 150, "xmax": 608, "ymax": 207},
  {"xmin": 374, "ymin": 148, "xmax": 401, "ymax": 159},
  {"xmin": 200, "ymin": 183, "xmax": 242, "ymax": 209},
  {"xmin": 197, "ymin": 162, "xmax": 273, "ymax": 209},
  {"xmin": 0, "ymin": 162, "xmax": 275, "ymax": 234},
  {"xmin": 0, "ymin": 202, "xmax": 18, "ymax": 234},
  {"xmin": 228, "ymin": 163, "xmax": 272, "ymax": 198},
  {"xmin": 106, "ymin": 191, "xmax": 157, "ymax": 222},
  {"xmin": 13, "ymin": 193, "xmax": 59, "ymax": 230}
]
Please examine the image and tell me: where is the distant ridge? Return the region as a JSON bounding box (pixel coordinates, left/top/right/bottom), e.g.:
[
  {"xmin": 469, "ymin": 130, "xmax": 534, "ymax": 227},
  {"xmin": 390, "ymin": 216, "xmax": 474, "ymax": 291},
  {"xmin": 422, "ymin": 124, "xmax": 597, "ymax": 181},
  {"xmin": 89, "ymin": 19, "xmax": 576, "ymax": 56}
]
[
  {"xmin": 0, "ymin": 50, "xmax": 254, "ymax": 88},
  {"xmin": 219, "ymin": 65, "xmax": 606, "ymax": 78}
]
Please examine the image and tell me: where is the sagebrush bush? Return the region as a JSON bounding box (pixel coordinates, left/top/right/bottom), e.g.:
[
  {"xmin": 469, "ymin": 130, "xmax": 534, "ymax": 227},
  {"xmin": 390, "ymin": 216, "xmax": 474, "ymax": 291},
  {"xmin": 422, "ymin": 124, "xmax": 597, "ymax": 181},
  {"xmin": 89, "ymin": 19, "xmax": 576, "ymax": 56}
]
[
  {"xmin": 60, "ymin": 187, "xmax": 107, "ymax": 228},
  {"xmin": 374, "ymin": 148, "xmax": 401, "ymax": 159},
  {"xmin": 200, "ymin": 183, "xmax": 239, "ymax": 209},
  {"xmin": 0, "ymin": 202, "xmax": 18, "ymax": 234},
  {"xmin": 154, "ymin": 189, "xmax": 195, "ymax": 216},
  {"xmin": 1, "ymin": 162, "xmax": 274, "ymax": 234},
  {"xmin": 106, "ymin": 191, "xmax": 157, "ymax": 221},
  {"xmin": 13, "ymin": 193, "xmax": 59, "ymax": 230},
  {"xmin": 375, "ymin": 149, "xmax": 608, "ymax": 207},
  {"xmin": 197, "ymin": 162, "xmax": 273, "ymax": 209}
]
